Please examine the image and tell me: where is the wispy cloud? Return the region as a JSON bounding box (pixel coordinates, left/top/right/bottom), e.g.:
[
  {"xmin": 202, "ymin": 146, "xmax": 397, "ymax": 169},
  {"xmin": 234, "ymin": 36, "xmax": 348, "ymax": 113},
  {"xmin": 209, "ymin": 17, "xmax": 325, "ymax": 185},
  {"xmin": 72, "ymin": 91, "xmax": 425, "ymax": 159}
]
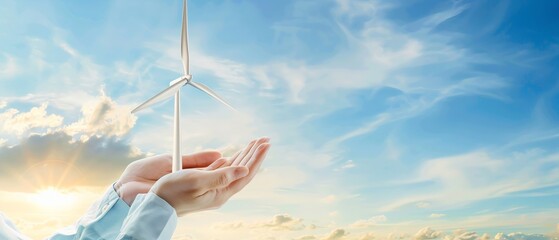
[
  {"xmin": 429, "ymin": 213, "xmax": 446, "ymax": 219},
  {"xmin": 381, "ymin": 149, "xmax": 559, "ymax": 211},
  {"xmin": 0, "ymin": 54, "xmax": 19, "ymax": 79},
  {"xmin": 349, "ymin": 215, "xmax": 387, "ymax": 229}
]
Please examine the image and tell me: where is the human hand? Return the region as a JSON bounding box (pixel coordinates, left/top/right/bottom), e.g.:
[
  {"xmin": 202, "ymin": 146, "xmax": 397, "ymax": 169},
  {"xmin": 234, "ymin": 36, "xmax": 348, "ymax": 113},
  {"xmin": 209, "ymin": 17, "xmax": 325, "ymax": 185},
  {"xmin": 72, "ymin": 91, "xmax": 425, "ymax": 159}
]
[
  {"xmin": 151, "ymin": 137, "xmax": 271, "ymax": 216},
  {"xmin": 115, "ymin": 151, "xmax": 222, "ymax": 205}
]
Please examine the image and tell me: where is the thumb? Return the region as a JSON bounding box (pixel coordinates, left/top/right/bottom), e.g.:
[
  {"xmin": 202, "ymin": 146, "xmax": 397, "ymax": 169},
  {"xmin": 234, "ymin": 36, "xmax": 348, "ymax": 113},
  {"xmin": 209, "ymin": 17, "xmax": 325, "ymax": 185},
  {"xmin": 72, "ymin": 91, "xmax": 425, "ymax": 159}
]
[{"xmin": 204, "ymin": 166, "xmax": 249, "ymax": 190}]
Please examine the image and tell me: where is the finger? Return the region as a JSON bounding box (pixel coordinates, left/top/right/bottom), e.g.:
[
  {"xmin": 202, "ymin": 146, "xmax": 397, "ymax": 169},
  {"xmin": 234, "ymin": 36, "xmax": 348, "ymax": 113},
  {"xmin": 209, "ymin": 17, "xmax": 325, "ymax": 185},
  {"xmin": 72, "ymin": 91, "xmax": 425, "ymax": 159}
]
[
  {"xmin": 231, "ymin": 138, "xmax": 258, "ymax": 166},
  {"xmin": 239, "ymin": 138, "xmax": 269, "ymax": 166},
  {"xmin": 205, "ymin": 158, "xmax": 227, "ymax": 170},
  {"xmin": 242, "ymin": 143, "xmax": 270, "ymax": 183},
  {"xmin": 225, "ymin": 143, "xmax": 271, "ymax": 195},
  {"xmin": 202, "ymin": 166, "xmax": 249, "ymax": 191},
  {"xmin": 182, "ymin": 151, "xmax": 222, "ymax": 169},
  {"xmin": 216, "ymin": 150, "xmax": 241, "ymax": 169},
  {"xmin": 229, "ymin": 149, "xmax": 242, "ymax": 163},
  {"xmin": 245, "ymin": 143, "xmax": 270, "ymax": 170},
  {"xmin": 239, "ymin": 138, "xmax": 270, "ymax": 166}
]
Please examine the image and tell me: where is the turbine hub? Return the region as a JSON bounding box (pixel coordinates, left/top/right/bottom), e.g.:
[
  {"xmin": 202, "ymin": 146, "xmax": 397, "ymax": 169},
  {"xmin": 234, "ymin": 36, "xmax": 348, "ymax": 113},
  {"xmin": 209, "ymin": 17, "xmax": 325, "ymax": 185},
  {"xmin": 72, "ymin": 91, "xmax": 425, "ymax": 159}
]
[{"xmin": 169, "ymin": 75, "xmax": 192, "ymax": 86}]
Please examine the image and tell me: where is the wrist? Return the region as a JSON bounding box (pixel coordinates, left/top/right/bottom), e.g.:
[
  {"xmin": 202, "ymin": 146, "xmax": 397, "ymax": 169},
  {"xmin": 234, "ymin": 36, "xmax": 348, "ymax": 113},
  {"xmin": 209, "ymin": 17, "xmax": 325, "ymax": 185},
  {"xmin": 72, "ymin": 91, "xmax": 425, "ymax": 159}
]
[
  {"xmin": 114, "ymin": 180, "xmax": 134, "ymax": 206},
  {"xmin": 152, "ymin": 187, "xmax": 179, "ymax": 213},
  {"xmin": 114, "ymin": 180, "xmax": 123, "ymax": 197}
]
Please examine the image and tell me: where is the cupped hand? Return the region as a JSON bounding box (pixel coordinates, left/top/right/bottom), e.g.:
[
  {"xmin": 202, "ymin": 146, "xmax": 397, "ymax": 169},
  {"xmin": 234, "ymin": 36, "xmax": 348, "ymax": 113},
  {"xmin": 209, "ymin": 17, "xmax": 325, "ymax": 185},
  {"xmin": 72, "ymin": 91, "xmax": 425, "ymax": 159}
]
[
  {"xmin": 115, "ymin": 151, "xmax": 222, "ymax": 205},
  {"xmin": 151, "ymin": 137, "xmax": 271, "ymax": 216}
]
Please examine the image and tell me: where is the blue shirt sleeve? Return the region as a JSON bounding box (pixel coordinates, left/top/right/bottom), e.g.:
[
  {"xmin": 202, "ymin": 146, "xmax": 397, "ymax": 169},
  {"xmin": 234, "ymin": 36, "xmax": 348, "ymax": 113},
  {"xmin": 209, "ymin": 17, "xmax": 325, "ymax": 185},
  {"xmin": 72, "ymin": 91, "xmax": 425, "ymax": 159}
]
[
  {"xmin": 48, "ymin": 184, "xmax": 131, "ymax": 240},
  {"xmin": 0, "ymin": 184, "xmax": 179, "ymax": 240},
  {"xmin": 116, "ymin": 192, "xmax": 178, "ymax": 240}
]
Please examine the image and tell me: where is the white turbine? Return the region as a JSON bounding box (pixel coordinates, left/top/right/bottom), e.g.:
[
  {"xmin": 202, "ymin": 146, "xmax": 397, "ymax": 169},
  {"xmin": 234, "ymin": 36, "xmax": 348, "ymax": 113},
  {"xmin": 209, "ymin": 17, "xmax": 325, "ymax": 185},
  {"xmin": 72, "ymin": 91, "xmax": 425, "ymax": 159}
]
[{"xmin": 132, "ymin": 0, "xmax": 235, "ymax": 173}]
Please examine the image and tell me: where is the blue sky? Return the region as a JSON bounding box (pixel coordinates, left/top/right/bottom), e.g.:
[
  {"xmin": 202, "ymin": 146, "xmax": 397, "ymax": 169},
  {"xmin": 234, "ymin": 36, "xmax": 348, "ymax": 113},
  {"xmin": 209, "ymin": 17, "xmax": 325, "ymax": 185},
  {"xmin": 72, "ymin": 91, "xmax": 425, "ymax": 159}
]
[{"xmin": 0, "ymin": 0, "xmax": 558, "ymax": 239}]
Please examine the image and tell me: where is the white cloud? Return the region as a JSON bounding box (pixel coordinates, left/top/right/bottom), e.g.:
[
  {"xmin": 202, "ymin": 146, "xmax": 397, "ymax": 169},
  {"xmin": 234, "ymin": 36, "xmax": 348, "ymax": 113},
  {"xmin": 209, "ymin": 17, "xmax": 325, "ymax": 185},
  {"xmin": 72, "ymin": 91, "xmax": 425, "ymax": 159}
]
[
  {"xmin": 381, "ymin": 150, "xmax": 554, "ymax": 211},
  {"xmin": 194, "ymin": 52, "xmax": 253, "ymax": 87},
  {"xmin": 479, "ymin": 234, "xmax": 491, "ymax": 240},
  {"xmin": 0, "ymin": 91, "xmax": 136, "ymax": 141},
  {"xmin": 321, "ymin": 195, "xmax": 338, "ymax": 204},
  {"xmin": 429, "ymin": 213, "xmax": 446, "ymax": 219},
  {"xmin": 350, "ymin": 215, "xmax": 387, "ymax": 229},
  {"xmin": 258, "ymin": 214, "xmax": 306, "ymax": 231},
  {"xmin": 358, "ymin": 232, "xmax": 375, "ymax": 240},
  {"xmin": 296, "ymin": 235, "xmax": 319, "ymax": 240},
  {"xmin": 56, "ymin": 39, "xmax": 78, "ymax": 57},
  {"xmin": 328, "ymin": 75, "xmax": 508, "ymax": 147},
  {"xmin": 5, "ymin": 91, "xmax": 98, "ymax": 111},
  {"xmin": 335, "ymin": 0, "xmax": 385, "ymax": 19},
  {"xmin": 388, "ymin": 233, "xmax": 410, "ymax": 240},
  {"xmin": 494, "ymin": 232, "xmax": 550, "ymax": 240},
  {"xmin": 328, "ymin": 114, "xmax": 391, "ymax": 147},
  {"xmin": 415, "ymin": 4, "xmax": 469, "ymax": 30},
  {"xmin": 416, "ymin": 202, "xmax": 431, "ymax": 209},
  {"xmin": 18, "ymin": 36, "xmax": 106, "ymax": 96},
  {"xmin": 341, "ymin": 160, "xmax": 356, "ymax": 169},
  {"xmin": 146, "ymin": 0, "xmax": 505, "ymax": 117},
  {"xmin": 0, "ymin": 100, "xmax": 6, "ymax": 109},
  {"xmin": 214, "ymin": 214, "xmax": 306, "ymax": 232},
  {"xmin": 213, "ymin": 221, "xmax": 244, "ymax": 230},
  {"xmin": 47, "ymin": 38, "xmax": 105, "ymax": 90},
  {"xmin": 0, "ymin": 103, "xmax": 63, "ymax": 136},
  {"xmin": 181, "ymin": 211, "xmax": 558, "ymax": 240},
  {"xmin": 324, "ymin": 228, "xmax": 349, "ymax": 240},
  {"xmin": 414, "ymin": 227, "xmax": 442, "ymax": 240},
  {"xmin": 27, "ymin": 38, "xmax": 48, "ymax": 71},
  {"xmin": 0, "ymin": 54, "xmax": 19, "ymax": 78},
  {"xmin": 65, "ymin": 91, "xmax": 137, "ymax": 138},
  {"xmin": 443, "ymin": 229, "xmax": 478, "ymax": 240}
]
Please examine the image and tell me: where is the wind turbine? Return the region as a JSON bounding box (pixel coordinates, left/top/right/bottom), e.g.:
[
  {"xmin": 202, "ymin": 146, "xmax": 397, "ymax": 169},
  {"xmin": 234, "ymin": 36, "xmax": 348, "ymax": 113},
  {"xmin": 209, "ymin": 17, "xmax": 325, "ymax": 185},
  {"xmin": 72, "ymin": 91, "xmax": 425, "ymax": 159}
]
[{"xmin": 132, "ymin": 0, "xmax": 235, "ymax": 173}]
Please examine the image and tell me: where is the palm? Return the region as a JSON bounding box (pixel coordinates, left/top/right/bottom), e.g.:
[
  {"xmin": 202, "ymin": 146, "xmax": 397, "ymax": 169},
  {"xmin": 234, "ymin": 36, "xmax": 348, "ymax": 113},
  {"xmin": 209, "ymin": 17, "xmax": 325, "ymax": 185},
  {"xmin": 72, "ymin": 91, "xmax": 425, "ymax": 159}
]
[
  {"xmin": 117, "ymin": 152, "xmax": 221, "ymax": 205},
  {"xmin": 150, "ymin": 137, "xmax": 271, "ymax": 216},
  {"xmin": 182, "ymin": 138, "xmax": 270, "ymax": 214}
]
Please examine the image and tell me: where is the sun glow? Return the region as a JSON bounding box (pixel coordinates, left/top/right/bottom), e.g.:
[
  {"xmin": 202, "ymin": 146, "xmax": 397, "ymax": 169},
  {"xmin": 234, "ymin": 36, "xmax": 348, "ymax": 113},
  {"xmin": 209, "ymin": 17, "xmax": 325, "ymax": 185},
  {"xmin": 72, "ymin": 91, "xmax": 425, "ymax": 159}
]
[{"xmin": 32, "ymin": 187, "xmax": 76, "ymax": 210}]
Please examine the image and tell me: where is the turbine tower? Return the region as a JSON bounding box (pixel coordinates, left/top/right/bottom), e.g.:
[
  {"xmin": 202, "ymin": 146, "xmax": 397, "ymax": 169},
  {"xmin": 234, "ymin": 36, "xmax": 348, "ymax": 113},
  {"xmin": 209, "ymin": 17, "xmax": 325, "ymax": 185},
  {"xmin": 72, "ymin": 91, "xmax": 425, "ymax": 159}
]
[{"xmin": 132, "ymin": 0, "xmax": 235, "ymax": 172}]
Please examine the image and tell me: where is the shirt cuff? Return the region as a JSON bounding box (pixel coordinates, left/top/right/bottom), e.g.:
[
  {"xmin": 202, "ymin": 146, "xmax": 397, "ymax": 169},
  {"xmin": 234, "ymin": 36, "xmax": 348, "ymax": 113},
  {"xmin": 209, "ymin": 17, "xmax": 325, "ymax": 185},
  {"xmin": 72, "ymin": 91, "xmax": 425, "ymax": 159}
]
[
  {"xmin": 117, "ymin": 192, "xmax": 177, "ymax": 240},
  {"xmin": 51, "ymin": 183, "xmax": 130, "ymax": 239}
]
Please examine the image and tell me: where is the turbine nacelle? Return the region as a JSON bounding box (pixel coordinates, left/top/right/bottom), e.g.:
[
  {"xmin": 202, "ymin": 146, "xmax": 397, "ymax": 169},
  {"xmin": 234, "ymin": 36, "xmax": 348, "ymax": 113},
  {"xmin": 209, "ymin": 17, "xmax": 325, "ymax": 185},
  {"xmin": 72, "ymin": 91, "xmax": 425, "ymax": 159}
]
[{"xmin": 170, "ymin": 75, "xmax": 192, "ymax": 86}]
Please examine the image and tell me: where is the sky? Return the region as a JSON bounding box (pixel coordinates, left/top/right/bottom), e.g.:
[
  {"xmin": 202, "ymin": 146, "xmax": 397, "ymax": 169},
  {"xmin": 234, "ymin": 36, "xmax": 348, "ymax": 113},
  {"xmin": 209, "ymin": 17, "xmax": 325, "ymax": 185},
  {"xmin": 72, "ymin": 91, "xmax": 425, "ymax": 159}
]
[{"xmin": 0, "ymin": 0, "xmax": 559, "ymax": 239}]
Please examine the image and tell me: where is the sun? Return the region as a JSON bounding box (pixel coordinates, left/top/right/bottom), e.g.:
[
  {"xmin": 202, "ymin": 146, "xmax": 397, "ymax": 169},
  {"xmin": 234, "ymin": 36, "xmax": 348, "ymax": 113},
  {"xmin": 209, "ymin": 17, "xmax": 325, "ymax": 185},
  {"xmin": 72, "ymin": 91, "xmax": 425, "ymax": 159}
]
[{"xmin": 32, "ymin": 187, "xmax": 76, "ymax": 210}]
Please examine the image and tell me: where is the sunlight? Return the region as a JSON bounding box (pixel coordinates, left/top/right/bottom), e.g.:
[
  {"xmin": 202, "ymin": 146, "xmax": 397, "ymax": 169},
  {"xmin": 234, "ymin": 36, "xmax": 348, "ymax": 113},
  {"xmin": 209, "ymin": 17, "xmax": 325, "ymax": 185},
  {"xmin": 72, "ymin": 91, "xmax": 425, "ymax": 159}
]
[{"xmin": 32, "ymin": 187, "xmax": 76, "ymax": 210}]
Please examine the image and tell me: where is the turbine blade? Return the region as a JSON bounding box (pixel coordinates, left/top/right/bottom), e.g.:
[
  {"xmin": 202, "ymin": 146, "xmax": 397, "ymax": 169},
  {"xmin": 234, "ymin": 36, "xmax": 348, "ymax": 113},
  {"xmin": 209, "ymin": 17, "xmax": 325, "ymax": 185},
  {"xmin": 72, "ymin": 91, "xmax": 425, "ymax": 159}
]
[
  {"xmin": 189, "ymin": 81, "xmax": 236, "ymax": 111},
  {"xmin": 181, "ymin": 0, "xmax": 189, "ymax": 75},
  {"xmin": 132, "ymin": 77, "xmax": 188, "ymax": 113}
]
